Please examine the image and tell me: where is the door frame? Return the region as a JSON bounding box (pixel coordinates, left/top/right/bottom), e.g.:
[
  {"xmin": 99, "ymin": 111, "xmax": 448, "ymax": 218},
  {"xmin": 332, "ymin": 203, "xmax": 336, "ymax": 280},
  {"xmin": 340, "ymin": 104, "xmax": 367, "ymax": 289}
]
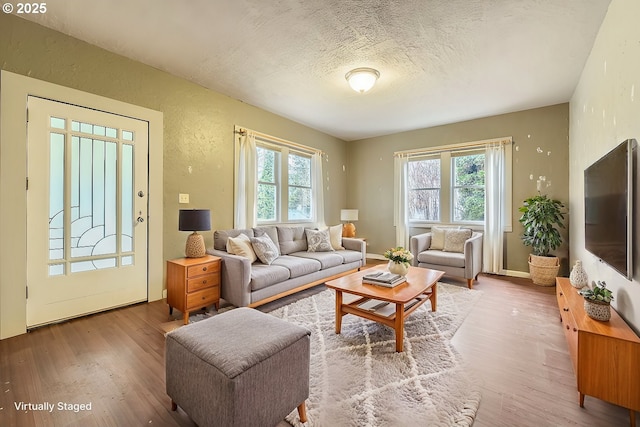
[{"xmin": 0, "ymin": 70, "xmax": 164, "ymax": 339}]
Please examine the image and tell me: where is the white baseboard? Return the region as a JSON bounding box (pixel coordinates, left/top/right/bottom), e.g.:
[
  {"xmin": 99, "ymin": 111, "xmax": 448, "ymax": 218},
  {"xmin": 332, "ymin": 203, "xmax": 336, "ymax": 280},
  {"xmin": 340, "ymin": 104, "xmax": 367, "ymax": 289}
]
[
  {"xmin": 367, "ymin": 254, "xmax": 386, "ymax": 261},
  {"xmin": 503, "ymin": 270, "xmax": 530, "ymax": 278}
]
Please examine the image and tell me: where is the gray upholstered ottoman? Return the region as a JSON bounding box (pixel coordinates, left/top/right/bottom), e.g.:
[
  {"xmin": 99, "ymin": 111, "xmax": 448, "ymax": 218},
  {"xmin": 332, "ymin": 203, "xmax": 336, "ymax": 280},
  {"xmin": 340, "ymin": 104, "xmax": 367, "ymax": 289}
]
[{"xmin": 165, "ymin": 307, "xmax": 311, "ymax": 427}]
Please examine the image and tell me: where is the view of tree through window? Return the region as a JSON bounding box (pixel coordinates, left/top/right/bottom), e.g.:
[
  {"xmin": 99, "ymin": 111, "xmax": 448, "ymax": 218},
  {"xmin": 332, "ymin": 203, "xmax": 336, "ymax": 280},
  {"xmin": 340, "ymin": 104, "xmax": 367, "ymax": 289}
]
[
  {"xmin": 288, "ymin": 153, "xmax": 312, "ymax": 220},
  {"xmin": 257, "ymin": 146, "xmax": 277, "ymax": 221},
  {"xmin": 408, "ymin": 151, "xmax": 485, "ymax": 223},
  {"xmin": 453, "ymin": 153, "xmax": 485, "ymax": 222},
  {"xmin": 408, "ymin": 157, "xmax": 440, "ymax": 221},
  {"xmin": 256, "ymin": 146, "xmax": 313, "ymax": 223}
]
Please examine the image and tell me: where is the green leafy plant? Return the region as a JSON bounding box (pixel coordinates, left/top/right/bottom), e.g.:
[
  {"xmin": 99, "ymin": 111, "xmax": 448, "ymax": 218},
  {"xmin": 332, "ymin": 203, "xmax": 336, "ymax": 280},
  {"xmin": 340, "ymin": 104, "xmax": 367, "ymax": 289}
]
[
  {"xmin": 579, "ymin": 281, "xmax": 614, "ymax": 304},
  {"xmin": 518, "ymin": 194, "xmax": 565, "ymax": 256}
]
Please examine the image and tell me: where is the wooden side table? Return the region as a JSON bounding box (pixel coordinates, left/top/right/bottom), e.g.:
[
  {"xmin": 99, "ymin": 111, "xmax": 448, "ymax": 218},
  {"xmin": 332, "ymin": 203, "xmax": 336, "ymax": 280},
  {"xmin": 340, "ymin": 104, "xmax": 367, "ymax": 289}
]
[{"xmin": 166, "ymin": 255, "xmax": 221, "ymax": 325}]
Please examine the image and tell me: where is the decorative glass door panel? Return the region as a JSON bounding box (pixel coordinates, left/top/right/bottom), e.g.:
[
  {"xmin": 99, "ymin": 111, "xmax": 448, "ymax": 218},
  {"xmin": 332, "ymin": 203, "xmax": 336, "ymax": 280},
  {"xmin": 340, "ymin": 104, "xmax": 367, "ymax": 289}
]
[{"xmin": 27, "ymin": 97, "xmax": 148, "ymax": 328}]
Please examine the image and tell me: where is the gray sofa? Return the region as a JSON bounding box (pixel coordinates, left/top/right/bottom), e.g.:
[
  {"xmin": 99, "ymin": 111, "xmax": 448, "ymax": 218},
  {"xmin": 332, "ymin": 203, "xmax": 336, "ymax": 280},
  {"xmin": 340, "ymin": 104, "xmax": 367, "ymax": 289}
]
[{"xmin": 207, "ymin": 226, "xmax": 366, "ymax": 307}]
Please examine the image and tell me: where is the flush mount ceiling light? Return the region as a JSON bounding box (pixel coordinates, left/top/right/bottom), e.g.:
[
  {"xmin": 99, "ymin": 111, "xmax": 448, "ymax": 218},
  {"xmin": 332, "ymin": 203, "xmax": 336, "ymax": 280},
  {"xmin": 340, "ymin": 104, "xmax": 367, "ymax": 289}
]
[{"xmin": 345, "ymin": 67, "xmax": 380, "ymax": 93}]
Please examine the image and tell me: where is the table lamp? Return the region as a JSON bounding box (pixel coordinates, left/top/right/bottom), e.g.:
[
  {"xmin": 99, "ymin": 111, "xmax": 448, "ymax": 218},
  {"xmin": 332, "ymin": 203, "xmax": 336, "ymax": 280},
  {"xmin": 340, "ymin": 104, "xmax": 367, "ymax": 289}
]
[
  {"xmin": 179, "ymin": 209, "xmax": 211, "ymax": 258},
  {"xmin": 340, "ymin": 209, "xmax": 358, "ymax": 238}
]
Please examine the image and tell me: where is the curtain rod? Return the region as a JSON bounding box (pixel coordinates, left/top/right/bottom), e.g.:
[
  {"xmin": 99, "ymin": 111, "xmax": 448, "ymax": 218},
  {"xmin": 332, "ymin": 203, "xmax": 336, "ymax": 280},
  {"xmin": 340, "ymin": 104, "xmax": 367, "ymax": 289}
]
[
  {"xmin": 394, "ymin": 136, "xmax": 512, "ymax": 157},
  {"xmin": 235, "ymin": 127, "xmax": 323, "ymax": 155}
]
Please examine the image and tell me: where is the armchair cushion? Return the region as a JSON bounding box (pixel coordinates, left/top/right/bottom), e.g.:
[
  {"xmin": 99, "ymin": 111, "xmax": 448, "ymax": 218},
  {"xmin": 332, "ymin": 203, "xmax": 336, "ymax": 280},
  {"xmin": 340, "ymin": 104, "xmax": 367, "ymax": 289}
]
[
  {"xmin": 418, "ymin": 250, "xmax": 465, "ymax": 268},
  {"xmin": 429, "ymin": 226, "xmax": 448, "ymax": 250},
  {"xmin": 443, "ymin": 228, "xmax": 472, "ymax": 253}
]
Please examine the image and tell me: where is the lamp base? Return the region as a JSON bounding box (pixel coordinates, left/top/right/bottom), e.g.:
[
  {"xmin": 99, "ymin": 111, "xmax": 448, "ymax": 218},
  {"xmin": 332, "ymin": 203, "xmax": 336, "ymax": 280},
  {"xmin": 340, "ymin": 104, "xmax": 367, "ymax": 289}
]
[
  {"xmin": 342, "ymin": 222, "xmax": 356, "ymax": 238},
  {"xmin": 185, "ymin": 232, "xmax": 206, "ymax": 258}
]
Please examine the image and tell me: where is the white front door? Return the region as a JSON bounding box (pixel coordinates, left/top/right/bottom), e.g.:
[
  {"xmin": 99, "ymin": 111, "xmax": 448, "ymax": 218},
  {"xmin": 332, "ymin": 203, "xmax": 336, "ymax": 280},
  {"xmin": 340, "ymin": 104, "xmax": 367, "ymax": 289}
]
[{"xmin": 26, "ymin": 96, "xmax": 149, "ymax": 327}]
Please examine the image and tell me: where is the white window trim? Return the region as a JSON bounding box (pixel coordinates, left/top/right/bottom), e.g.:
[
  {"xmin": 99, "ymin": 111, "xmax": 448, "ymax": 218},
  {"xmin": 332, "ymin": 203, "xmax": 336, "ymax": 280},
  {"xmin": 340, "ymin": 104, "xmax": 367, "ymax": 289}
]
[
  {"xmin": 234, "ymin": 126, "xmax": 324, "ymax": 228},
  {"xmin": 397, "ymin": 137, "xmax": 513, "ymax": 232}
]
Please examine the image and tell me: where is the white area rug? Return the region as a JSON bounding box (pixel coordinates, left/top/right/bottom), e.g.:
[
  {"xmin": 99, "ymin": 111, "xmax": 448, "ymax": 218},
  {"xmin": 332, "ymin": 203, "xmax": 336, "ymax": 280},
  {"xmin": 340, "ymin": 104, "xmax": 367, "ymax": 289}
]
[{"xmin": 269, "ymin": 283, "xmax": 483, "ymax": 427}]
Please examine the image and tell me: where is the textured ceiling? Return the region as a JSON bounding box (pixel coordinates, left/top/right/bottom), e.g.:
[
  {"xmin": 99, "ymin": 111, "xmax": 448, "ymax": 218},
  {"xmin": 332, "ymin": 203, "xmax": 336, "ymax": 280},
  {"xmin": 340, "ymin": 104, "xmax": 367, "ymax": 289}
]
[{"xmin": 18, "ymin": 0, "xmax": 611, "ymax": 140}]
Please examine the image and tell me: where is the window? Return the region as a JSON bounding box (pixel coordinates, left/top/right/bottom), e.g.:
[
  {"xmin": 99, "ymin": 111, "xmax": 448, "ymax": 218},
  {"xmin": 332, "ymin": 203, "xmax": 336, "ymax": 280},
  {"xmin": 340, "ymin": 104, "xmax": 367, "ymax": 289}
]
[
  {"xmin": 452, "ymin": 152, "xmax": 485, "ymax": 222},
  {"xmin": 408, "ymin": 150, "xmax": 485, "ymax": 224},
  {"xmin": 256, "ymin": 144, "xmax": 313, "ymax": 223},
  {"xmin": 408, "ymin": 157, "xmax": 440, "ymax": 221}
]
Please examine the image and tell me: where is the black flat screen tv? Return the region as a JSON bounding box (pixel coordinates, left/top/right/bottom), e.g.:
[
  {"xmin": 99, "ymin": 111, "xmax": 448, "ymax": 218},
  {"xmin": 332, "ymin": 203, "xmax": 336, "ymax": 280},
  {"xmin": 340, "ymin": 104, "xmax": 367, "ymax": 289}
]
[{"xmin": 584, "ymin": 139, "xmax": 635, "ymax": 280}]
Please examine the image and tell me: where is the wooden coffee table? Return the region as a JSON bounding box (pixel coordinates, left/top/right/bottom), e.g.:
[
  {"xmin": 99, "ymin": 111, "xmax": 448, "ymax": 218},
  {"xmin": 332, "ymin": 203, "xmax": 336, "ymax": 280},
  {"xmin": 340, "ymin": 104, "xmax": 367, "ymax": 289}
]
[{"xmin": 325, "ymin": 265, "xmax": 444, "ymax": 352}]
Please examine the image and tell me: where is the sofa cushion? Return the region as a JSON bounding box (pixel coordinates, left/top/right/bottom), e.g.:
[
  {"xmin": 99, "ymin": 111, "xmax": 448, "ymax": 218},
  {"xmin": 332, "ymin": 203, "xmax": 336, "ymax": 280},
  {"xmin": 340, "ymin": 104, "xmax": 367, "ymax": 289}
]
[
  {"xmin": 214, "ymin": 228, "xmax": 254, "ymax": 251},
  {"xmin": 253, "ymin": 226, "xmax": 281, "ymax": 255},
  {"xmin": 251, "ymin": 235, "xmax": 280, "ymax": 265},
  {"xmin": 418, "ymin": 250, "xmax": 466, "ymax": 268},
  {"xmin": 291, "ymin": 251, "xmax": 344, "ymax": 269},
  {"xmin": 226, "ymin": 233, "xmax": 257, "ymax": 263},
  {"xmin": 443, "ymin": 228, "xmax": 472, "ymax": 253},
  {"xmin": 272, "ymin": 255, "xmax": 321, "ymax": 279},
  {"xmin": 276, "ymin": 226, "xmax": 307, "ymax": 254},
  {"xmin": 335, "ymin": 249, "xmax": 363, "ymax": 264},
  {"xmin": 250, "ymin": 263, "xmax": 291, "ymax": 291},
  {"xmin": 329, "ymin": 224, "xmax": 344, "ymax": 250},
  {"xmin": 305, "ymin": 228, "xmax": 334, "ymax": 252}
]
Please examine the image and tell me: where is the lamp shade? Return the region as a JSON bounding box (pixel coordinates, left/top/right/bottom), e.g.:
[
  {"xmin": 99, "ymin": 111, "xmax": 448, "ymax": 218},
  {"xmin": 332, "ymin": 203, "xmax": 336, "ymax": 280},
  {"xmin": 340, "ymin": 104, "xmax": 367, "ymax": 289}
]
[
  {"xmin": 340, "ymin": 209, "xmax": 358, "ymax": 222},
  {"xmin": 179, "ymin": 209, "xmax": 211, "ymax": 232}
]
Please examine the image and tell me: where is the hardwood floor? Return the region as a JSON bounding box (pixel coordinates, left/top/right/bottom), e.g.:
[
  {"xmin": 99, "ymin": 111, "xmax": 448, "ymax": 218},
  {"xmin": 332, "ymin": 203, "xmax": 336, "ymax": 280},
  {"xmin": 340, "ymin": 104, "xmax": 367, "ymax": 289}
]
[{"xmin": 0, "ymin": 267, "xmax": 632, "ymax": 426}]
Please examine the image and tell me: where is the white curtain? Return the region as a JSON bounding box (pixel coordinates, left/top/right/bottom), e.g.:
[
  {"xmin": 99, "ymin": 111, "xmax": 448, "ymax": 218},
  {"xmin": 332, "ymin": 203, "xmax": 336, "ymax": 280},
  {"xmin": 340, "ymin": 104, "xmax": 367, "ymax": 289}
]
[
  {"xmin": 394, "ymin": 154, "xmax": 409, "ymax": 248},
  {"xmin": 234, "ymin": 130, "xmax": 257, "ymax": 229},
  {"xmin": 484, "ymin": 142, "xmax": 506, "ymax": 274},
  {"xmin": 313, "ymin": 151, "xmax": 325, "ymax": 227}
]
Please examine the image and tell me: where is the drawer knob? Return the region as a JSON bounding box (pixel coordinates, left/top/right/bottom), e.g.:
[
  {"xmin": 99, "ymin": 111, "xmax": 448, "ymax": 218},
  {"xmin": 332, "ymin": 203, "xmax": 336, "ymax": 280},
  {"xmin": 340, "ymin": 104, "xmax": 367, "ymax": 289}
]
[
  {"xmin": 202, "ymin": 280, "xmax": 207, "ymax": 284},
  {"xmin": 563, "ymin": 308, "xmax": 569, "ymax": 312},
  {"xmin": 573, "ymin": 328, "xmax": 577, "ymax": 332},
  {"xmin": 559, "ymin": 292, "xmax": 563, "ymax": 296},
  {"xmin": 202, "ymin": 267, "xmax": 208, "ymax": 271},
  {"xmin": 202, "ymin": 296, "xmax": 206, "ymax": 300},
  {"xmin": 566, "ymin": 325, "xmax": 570, "ymax": 330}
]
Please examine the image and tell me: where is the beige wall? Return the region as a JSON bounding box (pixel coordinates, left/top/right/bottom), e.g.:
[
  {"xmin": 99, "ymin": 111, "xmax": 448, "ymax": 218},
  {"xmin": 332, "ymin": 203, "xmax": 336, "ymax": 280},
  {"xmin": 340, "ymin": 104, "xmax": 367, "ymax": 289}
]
[
  {"xmin": 348, "ymin": 104, "xmax": 570, "ymax": 274},
  {"xmin": 0, "ymin": 14, "xmax": 348, "ymax": 337},
  {"xmin": 570, "ymin": 0, "xmax": 640, "ymax": 332},
  {"xmin": 0, "ymin": 13, "xmax": 349, "ymax": 254}
]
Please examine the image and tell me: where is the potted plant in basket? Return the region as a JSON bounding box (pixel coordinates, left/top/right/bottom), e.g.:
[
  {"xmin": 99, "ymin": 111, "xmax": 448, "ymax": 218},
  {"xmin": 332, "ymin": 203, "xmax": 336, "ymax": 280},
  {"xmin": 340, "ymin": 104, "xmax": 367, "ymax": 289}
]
[
  {"xmin": 579, "ymin": 281, "xmax": 614, "ymax": 321},
  {"xmin": 384, "ymin": 247, "xmax": 413, "ymax": 276},
  {"xmin": 518, "ymin": 194, "xmax": 565, "ymax": 286}
]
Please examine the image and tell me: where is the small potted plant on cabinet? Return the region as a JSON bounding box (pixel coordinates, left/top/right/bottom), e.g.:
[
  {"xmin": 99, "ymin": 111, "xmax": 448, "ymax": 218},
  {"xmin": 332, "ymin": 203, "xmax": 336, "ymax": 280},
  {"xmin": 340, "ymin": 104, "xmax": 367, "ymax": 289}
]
[
  {"xmin": 579, "ymin": 281, "xmax": 614, "ymax": 321},
  {"xmin": 518, "ymin": 194, "xmax": 565, "ymax": 286}
]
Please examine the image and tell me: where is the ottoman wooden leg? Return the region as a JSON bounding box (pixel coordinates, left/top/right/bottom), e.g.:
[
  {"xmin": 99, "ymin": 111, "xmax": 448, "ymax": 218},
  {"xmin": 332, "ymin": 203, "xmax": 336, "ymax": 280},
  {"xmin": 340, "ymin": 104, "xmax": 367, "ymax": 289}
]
[{"xmin": 297, "ymin": 402, "xmax": 307, "ymax": 423}]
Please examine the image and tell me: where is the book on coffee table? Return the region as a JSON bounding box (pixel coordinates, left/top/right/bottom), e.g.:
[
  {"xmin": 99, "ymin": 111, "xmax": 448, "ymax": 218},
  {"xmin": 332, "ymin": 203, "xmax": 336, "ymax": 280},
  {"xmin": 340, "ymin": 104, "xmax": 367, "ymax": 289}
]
[{"xmin": 362, "ymin": 271, "xmax": 406, "ymax": 288}]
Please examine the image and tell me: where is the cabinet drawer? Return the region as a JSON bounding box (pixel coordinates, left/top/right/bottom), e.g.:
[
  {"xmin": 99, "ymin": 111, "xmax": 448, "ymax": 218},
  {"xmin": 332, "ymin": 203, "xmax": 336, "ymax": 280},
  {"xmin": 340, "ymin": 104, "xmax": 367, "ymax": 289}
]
[
  {"xmin": 187, "ymin": 261, "xmax": 219, "ymax": 278},
  {"xmin": 187, "ymin": 274, "xmax": 219, "ymax": 292},
  {"xmin": 186, "ymin": 288, "xmax": 220, "ymax": 310}
]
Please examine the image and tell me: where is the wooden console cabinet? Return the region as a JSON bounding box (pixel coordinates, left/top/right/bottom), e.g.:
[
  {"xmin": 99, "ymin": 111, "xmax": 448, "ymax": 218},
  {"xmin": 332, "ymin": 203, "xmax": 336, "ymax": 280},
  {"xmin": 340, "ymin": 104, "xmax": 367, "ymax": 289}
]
[
  {"xmin": 556, "ymin": 277, "xmax": 640, "ymax": 427},
  {"xmin": 167, "ymin": 255, "xmax": 221, "ymax": 325}
]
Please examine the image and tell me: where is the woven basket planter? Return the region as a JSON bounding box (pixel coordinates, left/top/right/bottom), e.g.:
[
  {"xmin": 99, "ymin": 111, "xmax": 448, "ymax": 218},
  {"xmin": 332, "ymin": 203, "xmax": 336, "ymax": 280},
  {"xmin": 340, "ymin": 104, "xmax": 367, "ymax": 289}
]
[
  {"xmin": 528, "ymin": 254, "xmax": 560, "ymax": 286},
  {"xmin": 584, "ymin": 299, "xmax": 611, "ymax": 321}
]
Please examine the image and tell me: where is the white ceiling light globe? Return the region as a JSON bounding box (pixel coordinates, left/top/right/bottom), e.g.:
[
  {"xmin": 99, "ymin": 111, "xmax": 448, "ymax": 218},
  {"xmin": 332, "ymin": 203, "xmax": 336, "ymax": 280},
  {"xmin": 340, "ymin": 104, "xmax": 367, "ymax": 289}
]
[{"xmin": 345, "ymin": 68, "xmax": 380, "ymax": 93}]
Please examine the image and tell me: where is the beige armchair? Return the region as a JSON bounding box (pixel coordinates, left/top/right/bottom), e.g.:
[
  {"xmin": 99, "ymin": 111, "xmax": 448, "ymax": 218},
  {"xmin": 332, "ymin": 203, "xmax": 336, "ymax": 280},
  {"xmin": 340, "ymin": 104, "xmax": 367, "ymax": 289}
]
[{"xmin": 410, "ymin": 229, "xmax": 483, "ymax": 289}]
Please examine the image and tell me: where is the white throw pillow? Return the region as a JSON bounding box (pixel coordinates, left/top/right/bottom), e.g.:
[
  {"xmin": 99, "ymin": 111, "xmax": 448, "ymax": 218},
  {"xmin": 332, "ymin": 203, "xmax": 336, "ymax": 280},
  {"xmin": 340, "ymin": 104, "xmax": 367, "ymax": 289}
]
[
  {"xmin": 306, "ymin": 228, "xmax": 334, "ymax": 252},
  {"xmin": 442, "ymin": 228, "xmax": 472, "ymax": 253},
  {"xmin": 226, "ymin": 234, "xmax": 257, "ymax": 263},
  {"xmin": 329, "ymin": 224, "xmax": 344, "ymax": 250},
  {"xmin": 429, "ymin": 226, "xmax": 447, "ymax": 250},
  {"xmin": 250, "ymin": 235, "xmax": 280, "ymax": 265}
]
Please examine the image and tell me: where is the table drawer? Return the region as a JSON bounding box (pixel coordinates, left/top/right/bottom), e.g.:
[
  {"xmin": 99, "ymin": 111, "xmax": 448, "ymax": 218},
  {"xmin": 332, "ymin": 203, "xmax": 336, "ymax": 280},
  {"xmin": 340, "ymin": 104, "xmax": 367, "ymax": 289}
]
[
  {"xmin": 187, "ymin": 274, "xmax": 219, "ymax": 292},
  {"xmin": 186, "ymin": 288, "xmax": 220, "ymax": 310},
  {"xmin": 187, "ymin": 260, "xmax": 219, "ymax": 278}
]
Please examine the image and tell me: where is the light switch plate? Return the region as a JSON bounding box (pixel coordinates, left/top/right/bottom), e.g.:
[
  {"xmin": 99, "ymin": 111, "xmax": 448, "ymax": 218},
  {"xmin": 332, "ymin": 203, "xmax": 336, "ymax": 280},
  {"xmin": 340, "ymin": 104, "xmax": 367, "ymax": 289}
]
[{"xmin": 178, "ymin": 193, "xmax": 189, "ymax": 204}]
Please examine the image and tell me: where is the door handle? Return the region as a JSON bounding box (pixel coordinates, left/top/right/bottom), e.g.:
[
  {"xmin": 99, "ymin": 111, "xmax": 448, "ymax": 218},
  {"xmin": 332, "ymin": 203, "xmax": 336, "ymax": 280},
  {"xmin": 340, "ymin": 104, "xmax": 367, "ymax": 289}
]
[{"xmin": 137, "ymin": 217, "xmax": 144, "ymax": 223}]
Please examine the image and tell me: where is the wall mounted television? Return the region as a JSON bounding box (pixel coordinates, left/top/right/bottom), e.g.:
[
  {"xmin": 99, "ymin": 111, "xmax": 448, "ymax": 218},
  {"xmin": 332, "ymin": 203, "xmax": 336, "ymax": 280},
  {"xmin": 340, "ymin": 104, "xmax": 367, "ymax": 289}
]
[{"xmin": 584, "ymin": 138, "xmax": 636, "ymax": 280}]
